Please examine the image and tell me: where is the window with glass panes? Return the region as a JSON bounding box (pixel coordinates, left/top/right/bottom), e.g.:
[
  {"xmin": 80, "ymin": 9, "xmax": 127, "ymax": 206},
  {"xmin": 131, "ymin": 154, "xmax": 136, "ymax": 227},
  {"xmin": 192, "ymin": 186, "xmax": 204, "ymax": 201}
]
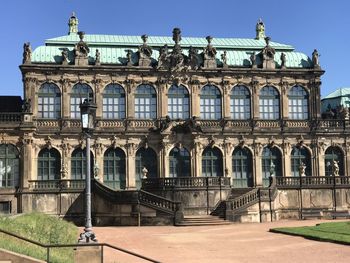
[
  {"xmin": 168, "ymin": 85, "xmax": 189, "ymax": 119},
  {"xmin": 324, "ymin": 147, "xmax": 344, "ymax": 176},
  {"xmin": 71, "ymin": 149, "xmax": 93, "ymax": 180},
  {"xmin": 232, "ymin": 148, "xmax": 253, "ymax": 187},
  {"xmin": 135, "ymin": 84, "xmax": 157, "ymax": 119},
  {"xmin": 0, "ymin": 144, "xmax": 19, "ymax": 188},
  {"xmin": 291, "ymin": 147, "xmax": 311, "ymax": 176},
  {"xmin": 70, "ymin": 83, "xmax": 93, "ymax": 119},
  {"xmin": 288, "ymin": 86, "xmax": 309, "ymax": 119},
  {"xmin": 169, "ymin": 147, "xmax": 191, "ymax": 177},
  {"xmin": 37, "ymin": 148, "xmax": 61, "ymax": 180},
  {"xmin": 230, "ymin": 85, "xmax": 251, "ymax": 119},
  {"xmin": 102, "ymin": 84, "xmax": 126, "ymax": 119},
  {"xmin": 38, "ymin": 83, "xmax": 61, "ymax": 119},
  {"xmin": 259, "ymin": 86, "xmax": 280, "ymax": 119},
  {"xmin": 200, "ymin": 85, "xmax": 222, "ymax": 120},
  {"xmin": 262, "ymin": 147, "xmax": 282, "ymax": 178},
  {"xmin": 104, "ymin": 148, "xmax": 126, "ymax": 189},
  {"xmin": 202, "ymin": 147, "xmax": 223, "ymax": 177}
]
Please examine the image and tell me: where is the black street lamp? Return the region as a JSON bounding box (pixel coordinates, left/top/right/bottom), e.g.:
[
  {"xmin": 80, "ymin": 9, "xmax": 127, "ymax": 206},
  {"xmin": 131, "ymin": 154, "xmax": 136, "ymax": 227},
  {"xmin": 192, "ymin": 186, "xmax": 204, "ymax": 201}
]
[{"xmin": 78, "ymin": 99, "xmax": 97, "ymax": 243}]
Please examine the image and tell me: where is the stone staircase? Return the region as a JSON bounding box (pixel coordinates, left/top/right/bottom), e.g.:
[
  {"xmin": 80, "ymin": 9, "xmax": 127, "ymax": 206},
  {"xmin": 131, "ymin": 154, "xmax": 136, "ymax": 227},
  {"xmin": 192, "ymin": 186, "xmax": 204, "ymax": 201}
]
[{"xmin": 175, "ymin": 215, "xmax": 231, "ymax": 226}]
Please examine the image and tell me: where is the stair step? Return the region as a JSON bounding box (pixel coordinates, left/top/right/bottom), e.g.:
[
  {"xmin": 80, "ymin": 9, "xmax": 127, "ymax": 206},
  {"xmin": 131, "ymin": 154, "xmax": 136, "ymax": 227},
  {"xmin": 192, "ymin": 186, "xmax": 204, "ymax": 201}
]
[{"xmin": 176, "ymin": 215, "xmax": 231, "ymax": 226}]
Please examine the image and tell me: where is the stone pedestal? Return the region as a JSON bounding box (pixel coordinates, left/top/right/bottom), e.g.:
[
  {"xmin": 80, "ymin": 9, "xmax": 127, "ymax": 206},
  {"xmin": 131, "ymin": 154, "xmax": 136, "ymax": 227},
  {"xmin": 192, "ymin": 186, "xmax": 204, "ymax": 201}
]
[
  {"xmin": 74, "ymin": 246, "xmax": 102, "ymax": 263},
  {"xmin": 75, "ymin": 56, "xmax": 89, "ymax": 66}
]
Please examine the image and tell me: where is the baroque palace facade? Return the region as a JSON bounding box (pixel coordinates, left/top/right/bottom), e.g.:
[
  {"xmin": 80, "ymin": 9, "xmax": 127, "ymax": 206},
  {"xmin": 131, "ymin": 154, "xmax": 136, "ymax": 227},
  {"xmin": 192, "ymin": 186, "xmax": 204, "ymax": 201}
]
[{"xmin": 0, "ymin": 14, "xmax": 349, "ymax": 224}]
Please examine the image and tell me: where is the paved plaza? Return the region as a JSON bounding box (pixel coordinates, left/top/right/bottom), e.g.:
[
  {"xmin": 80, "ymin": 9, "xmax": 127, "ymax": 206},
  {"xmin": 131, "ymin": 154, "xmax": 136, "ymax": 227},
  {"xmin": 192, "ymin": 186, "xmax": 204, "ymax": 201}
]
[{"xmin": 94, "ymin": 219, "xmax": 350, "ymax": 263}]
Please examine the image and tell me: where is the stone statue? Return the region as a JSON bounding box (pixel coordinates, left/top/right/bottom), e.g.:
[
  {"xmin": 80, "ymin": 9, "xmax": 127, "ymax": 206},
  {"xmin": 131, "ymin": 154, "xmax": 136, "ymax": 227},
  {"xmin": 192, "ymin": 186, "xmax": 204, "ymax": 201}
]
[
  {"xmin": 142, "ymin": 166, "xmax": 148, "ymax": 179},
  {"xmin": 332, "ymin": 160, "xmax": 339, "ymax": 176},
  {"xmin": 261, "ymin": 37, "xmax": 275, "ymax": 69},
  {"xmin": 255, "ymin": 18, "xmax": 265, "ymax": 40},
  {"xmin": 126, "ymin": 50, "xmax": 133, "ymax": 66},
  {"xmin": 270, "ymin": 161, "xmax": 275, "ymax": 176},
  {"xmin": 299, "ymin": 162, "xmax": 306, "ymax": 176},
  {"xmin": 94, "ymin": 163, "xmax": 100, "ymax": 179},
  {"xmin": 74, "ymin": 31, "xmax": 90, "ymax": 66},
  {"xmin": 60, "ymin": 163, "xmax": 68, "ymax": 178},
  {"xmin": 280, "ymin": 52, "xmax": 286, "ymax": 69},
  {"xmin": 203, "ymin": 36, "xmax": 217, "ymax": 68},
  {"xmin": 169, "ymin": 28, "xmax": 185, "ymax": 72},
  {"xmin": 187, "ymin": 46, "xmax": 199, "ymax": 70},
  {"xmin": 221, "ymin": 51, "xmax": 228, "ymax": 68},
  {"xmin": 22, "ymin": 99, "xmax": 32, "ymax": 113},
  {"xmin": 95, "ymin": 49, "xmax": 101, "ymax": 66},
  {"xmin": 157, "ymin": 45, "xmax": 169, "ymax": 69},
  {"xmin": 62, "ymin": 50, "xmax": 68, "ymax": 65},
  {"xmin": 250, "ymin": 52, "xmax": 257, "ymax": 68},
  {"xmin": 138, "ymin": 34, "xmax": 152, "ymax": 67},
  {"xmin": 312, "ymin": 49, "xmax": 320, "ymax": 68},
  {"xmin": 23, "ymin": 42, "xmax": 32, "ymax": 64}
]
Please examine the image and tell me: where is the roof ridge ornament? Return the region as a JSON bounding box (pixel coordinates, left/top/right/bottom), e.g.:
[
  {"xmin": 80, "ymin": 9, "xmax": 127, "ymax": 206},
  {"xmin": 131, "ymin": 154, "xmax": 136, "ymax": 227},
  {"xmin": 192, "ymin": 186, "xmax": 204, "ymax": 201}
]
[
  {"xmin": 255, "ymin": 18, "xmax": 265, "ymax": 40},
  {"xmin": 68, "ymin": 12, "xmax": 79, "ymax": 35}
]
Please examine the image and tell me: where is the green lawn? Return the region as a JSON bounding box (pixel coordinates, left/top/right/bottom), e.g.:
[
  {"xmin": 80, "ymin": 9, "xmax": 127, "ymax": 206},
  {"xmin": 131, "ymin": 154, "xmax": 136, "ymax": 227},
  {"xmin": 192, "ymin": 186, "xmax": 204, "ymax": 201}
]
[
  {"xmin": 0, "ymin": 213, "xmax": 78, "ymax": 263},
  {"xmin": 270, "ymin": 221, "xmax": 350, "ymax": 245}
]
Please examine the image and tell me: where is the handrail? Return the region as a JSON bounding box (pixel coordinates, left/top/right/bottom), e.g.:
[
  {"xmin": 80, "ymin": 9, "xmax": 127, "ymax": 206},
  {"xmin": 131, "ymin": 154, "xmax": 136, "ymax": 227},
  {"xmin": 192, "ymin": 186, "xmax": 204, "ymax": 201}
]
[
  {"xmin": 28, "ymin": 179, "xmax": 85, "ymax": 190},
  {"xmin": 138, "ymin": 190, "xmax": 180, "ymax": 214},
  {"xmin": 227, "ymin": 188, "xmax": 260, "ymax": 211},
  {"xmin": 0, "ymin": 228, "xmax": 160, "ymax": 263},
  {"xmin": 142, "ymin": 177, "xmax": 231, "ymax": 189},
  {"xmin": 275, "ymin": 176, "xmax": 350, "ymax": 188}
]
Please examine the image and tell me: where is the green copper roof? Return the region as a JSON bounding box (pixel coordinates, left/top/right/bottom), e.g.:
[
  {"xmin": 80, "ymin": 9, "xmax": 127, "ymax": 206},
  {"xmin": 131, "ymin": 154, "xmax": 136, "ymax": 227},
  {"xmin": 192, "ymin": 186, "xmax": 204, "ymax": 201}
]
[
  {"xmin": 322, "ymin": 87, "xmax": 350, "ymax": 99},
  {"xmin": 321, "ymin": 88, "xmax": 350, "ymax": 112}
]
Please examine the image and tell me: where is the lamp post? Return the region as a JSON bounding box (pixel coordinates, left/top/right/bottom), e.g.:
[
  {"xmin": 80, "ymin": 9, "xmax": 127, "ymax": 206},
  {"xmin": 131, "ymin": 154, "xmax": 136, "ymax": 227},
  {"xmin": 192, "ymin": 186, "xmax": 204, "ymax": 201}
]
[{"xmin": 78, "ymin": 99, "xmax": 97, "ymax": 243}]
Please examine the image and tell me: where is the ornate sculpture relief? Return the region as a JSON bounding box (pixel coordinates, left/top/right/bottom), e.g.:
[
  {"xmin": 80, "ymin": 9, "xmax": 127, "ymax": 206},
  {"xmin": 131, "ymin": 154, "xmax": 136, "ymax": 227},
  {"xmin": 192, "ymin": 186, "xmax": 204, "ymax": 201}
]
[
  {"xmin": 45, "ymin": 136, "xmax": 53, "ymax": 149},
  {"xmin": 138, "ymin": 34, "xmax": 152, "ymax": 67},
  {"xmin": 126, "ymin": 142, "xmax": 138, "ymax": 156},
  {"xmin": 62, "ymin": 49, "xmax": 69, "ymax": 65},
  {"xmin": 74, "ymin": 31, "xmax": 89, "ymax": 66},
  {"xmin": 60, "ymin": 138, "xmax": 71, "ymax": 157},
  {"xmin": 202, "ymin": 36, "xmax": 217, "ymax": 69},
  {"xmin": 260, "ymin": 37, "xmax": 275, "ymax": 69}
]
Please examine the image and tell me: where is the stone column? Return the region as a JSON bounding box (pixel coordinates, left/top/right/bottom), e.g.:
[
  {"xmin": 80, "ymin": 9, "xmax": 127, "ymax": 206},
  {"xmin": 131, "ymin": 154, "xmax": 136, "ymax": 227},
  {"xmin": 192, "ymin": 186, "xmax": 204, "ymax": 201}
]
[
  {"xmin": 60, "ymin": 79, "xmax": 71, "ymax": 119},
  {"xmin": 251, "ymin": 80, "xmax": 259, "ymax": 120},
  {"xmin": 94, "ymin": 79, "xmax": 104, "ymax": 119},
  {"xmin": 126, "ymin": 81, "xmax": 136, "ymax": 119},
  {"xmin": 318, "ymin": 144, "xmax": 326, "ymax": 177},
  {"xmin": 21, "ymin": 135, "xmax": 34, "ymax": 188},
  {"xmin": 224, "ymin": 142, "xmax": 233, "ymax": 179},
  {"xmin": 158, "ymin": 81, "xmax": 168, "ymax": 118},
  {"xmin": 222, "ymin": 84, "xmax": 231, "ymax": 119},
  {"xmin": 283, "ymin": 142, "xmax": 292, "ymax": 177},
  {"xmin": 126, "ymin": 143, "xmax": 137, "ymax": 189},
  {"xmin": 190, "ymin": 82, "xmax": 201, "ymax": 117},
  {"xmin": 254, "ymin": 143, "xmax": 263, "ymax": 187},
  {"xmin": 281, "ymin": 82, "xmax": 289, "ymax": 119},
  {"xmin": 194, "ymin": 141, "xmax": 203, "ymax": 177},
  {"xmin": 93, "ymin": 139, "xmax": 104, "ymax": 182}
]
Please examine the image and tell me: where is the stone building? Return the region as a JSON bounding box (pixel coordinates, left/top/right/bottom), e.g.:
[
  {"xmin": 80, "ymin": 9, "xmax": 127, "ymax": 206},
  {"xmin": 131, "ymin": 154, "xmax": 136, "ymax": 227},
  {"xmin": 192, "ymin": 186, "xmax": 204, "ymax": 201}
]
[{"xmin": 0, "ymin": 14, "xmax": 349, "ymax": 224}]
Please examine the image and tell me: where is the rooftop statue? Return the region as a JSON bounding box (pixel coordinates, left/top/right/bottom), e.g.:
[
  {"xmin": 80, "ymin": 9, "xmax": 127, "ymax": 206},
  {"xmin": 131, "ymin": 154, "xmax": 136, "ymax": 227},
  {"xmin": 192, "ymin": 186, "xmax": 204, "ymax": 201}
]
[
  {"xmin": 203, "ymin": 36, "xmax": 217, "ymax": 68},
  {"xmin": 61, "ymin": 49, "xmax": 69, "ymax": 65},
  {"xmin": 187, "ymin": 46, "xmax": 200, "ymax": 70},
  {"xmin": 68, "ymin": 12, "xmax": 79, "ymax": 34},
  {"xmin": 74, "ymin": 31, "xmax": 90, "ymax": 66},
  {"xmin": 126, "ymin": 50, "xmax": 133, "ymax": 66},
  {"xmin": 250, "ymin": 52, "xmax": 257, "ymax": 68},
  {"xmin": 95, "ymin": 49, "xmax": 101, "ymax": 66},
  {"xmin": 22, "ymin": 42, "xmax": 32, "ymax": 64},
  {"xmin": 138, "ymin": 34, "xmax": 152, "ymax": 67},
  {"xmin": 261, "ymin": 37, "xmax": 275, "ymax": 69},
  {"xmin": 280, "ymin": 52, "xmax": 286, "ymax": 69},
  {"xmin": 312, "ymin": 49, "xmax": 320, "ymax": 69},
  {"xmin": 221, "ymin": 51, "xmax": 228, "ymax": 68},
  {"xmin": 255, "ymin": 18, "xmax": 265, "ymax": 40}
]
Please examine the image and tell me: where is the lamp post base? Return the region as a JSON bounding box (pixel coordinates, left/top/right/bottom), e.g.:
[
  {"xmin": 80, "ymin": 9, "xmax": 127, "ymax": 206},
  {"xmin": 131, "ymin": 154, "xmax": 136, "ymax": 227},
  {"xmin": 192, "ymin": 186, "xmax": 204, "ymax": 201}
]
[{"xmin": 78, "ymin": 228, "xmax": 98, "ymax": 243}]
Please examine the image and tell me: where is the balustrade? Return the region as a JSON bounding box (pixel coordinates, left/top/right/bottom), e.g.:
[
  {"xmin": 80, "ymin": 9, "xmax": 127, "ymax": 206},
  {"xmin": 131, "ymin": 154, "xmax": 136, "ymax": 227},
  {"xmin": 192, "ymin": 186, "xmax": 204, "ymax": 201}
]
[
  {"xmin": 142, "ymin": 177, "xmax": 231, "ymax": 189},
  {"xmin": 28, "ymin": 179, "xmax": 85, "ymax": 190},
  {"xmin": 275, "ymin": 176, "xmax": 350, "ymax": 188},
  {"xmin": 0, "ymin": 113, "xmax": 22, "ymax": 122}
]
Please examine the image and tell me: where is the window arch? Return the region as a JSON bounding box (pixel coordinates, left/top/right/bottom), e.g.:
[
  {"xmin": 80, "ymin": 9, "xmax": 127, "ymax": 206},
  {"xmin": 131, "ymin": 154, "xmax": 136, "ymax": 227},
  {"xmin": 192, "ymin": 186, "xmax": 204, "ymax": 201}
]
[
  {"xmin": 325, "ymin": 147, "xmax": 344, "ymax": 176},
  {"xmin": 288, "ymin": 86, "xmax": 309, "ymax": 120},
  {"xmin": 71, "ymin": 148, "xmax": 94, "ymax": 180},
  {"xmin": 202, "ymin": 147, "xmax": 223, "ymax": 177},
  {"xmin": 262, "ymin": 147, "xmax": 282, "ymax": 186},
  {"xmin": 0, "ymin": 144, "xmax": 20, "ymax": 188},
  {"xmin": 200, "ymin": 85, "xmax": 222, "ymax": 120},
  {"xmin": 135, "ymin": 147, "xmax": 157, "ymax": 189},
  {"xmin": 169, "ymin": 147, "xmax": 191, "ymax": 177},
  {"xmin": 168, "ymin": 85, "xmax": 189, "ymax": 119},
  {"xmin": 37, "ymin": 148, "xmax": 61, "ymax": 180},
  {"xmin": 259, "ymin": 86, "xmax": 280, "ymax": 119},
  {"xmin": 38, "ymin": 83, "xmax": 61, "ymax": 119},
  {"xmin": 102, "ymin": 84, "xmax": 126, "ymax": 119},
  {"xmin": 232, "ymin": 148, "xmax": 253, "ymax": 187},
  {"xmin": 104, "ymin": 148, "xmax": 126, "ymax": 189},
  {"xmin": 291, "ymin": 147, "xmax": 311, "ymax": 176},
  {"xmin": 135, "ymin": 84, "xmax": 157, "ymax": 119},
  {"xmin": 70, "ymin": 83, "xmax": 93, "ymax": 119},
  {"xmin": 230, "ymin": 85, "xmax": 251, "ymax": 120}
]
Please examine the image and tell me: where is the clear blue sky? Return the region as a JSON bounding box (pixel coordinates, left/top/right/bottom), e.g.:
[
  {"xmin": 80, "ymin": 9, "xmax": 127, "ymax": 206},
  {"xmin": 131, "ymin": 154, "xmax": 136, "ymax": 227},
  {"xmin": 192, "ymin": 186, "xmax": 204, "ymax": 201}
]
[{"xmin": 1, "ymin": 0, "xmax": 349, "ymax": 97}]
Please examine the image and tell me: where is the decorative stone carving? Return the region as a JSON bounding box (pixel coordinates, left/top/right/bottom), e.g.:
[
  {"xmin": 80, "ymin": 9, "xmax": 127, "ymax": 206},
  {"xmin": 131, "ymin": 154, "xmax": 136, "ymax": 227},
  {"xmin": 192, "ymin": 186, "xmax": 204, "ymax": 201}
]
[
  {"xmin": 60, "ymin": 138, "xmax": 71, "ymax": 157},
  {"xmin": 74, "ymin": 31, "xmax": 90, "ymax": 66},
  {"xmin": 208, "ymin": 135, "xmax": 215, "ymax": 148},
  {"xmin": 126, "ymin": 142, "xmax": 138, "ymax": 156},
  {"xmin": 126, "ymin": 50, "xmax": 133, "ymax": 66},
  {"xmin": 280, "ymin": 52, "xmax": 286, "ymax": 69},
  {"xmin": 221, "ymin": 51, "xmax": 228, "ymax": 68},
  {"xmin": 95, "ymin": 49, "xmax": 101, "ymax": 66},
  {"xmin": 62, "ymin": 49, "xmax": 69, "ymax": 65},
  {"xmin": 23, "ymin": 42, "xmax": 32, "ymax": 64},
  {"xmin": 45, "ymin": 136, "xmax": 53, "ymax": 149},
  {"xmin": 111, "ymin": 135, "xmax": 118, "ymax": 149},
  {"xmin": 138, "ymin": 34, "xmax": 152, "ymax": 67},
  {"xmin": 203, "ymin": 36, "xmax": 217, "ymax": 69},
  {"xmin": 332, "ymin": 160, "xmax": 339, "ymax": 176},
  {"xmin": 260, "ymin": 37, "xmax": 275, "ymax": 69},
  {"xmin": 299, "ymin": 162, "xmax": 306, "ymax": 176},
  {"xmin": 22, "ymin": 99, "xmax": 32, "ymax": 113},
  {"xmin": 78, "ymin": 134, "xmax": 86, "ymax": 149},
  {"xmin": 250, "ymin": 52, "xmax": 257, "ymax": 69},
  {"xmin": 93, "ymin": 137, "xmax": 103, "ymax": 155},
  {"xmin": 60, "ymin": 163, "xmax": 68, "ymax": 178},
  {"xmin": 188, "ymin": 46, "xmax": 200, "ymax": 70},
  {"xmin": 157, "ymin": 45, "xmax": 169, "ymax": 69},
  {"xmin": 312, "ymin": 49, "xmax": 320, "ymax": 69}
]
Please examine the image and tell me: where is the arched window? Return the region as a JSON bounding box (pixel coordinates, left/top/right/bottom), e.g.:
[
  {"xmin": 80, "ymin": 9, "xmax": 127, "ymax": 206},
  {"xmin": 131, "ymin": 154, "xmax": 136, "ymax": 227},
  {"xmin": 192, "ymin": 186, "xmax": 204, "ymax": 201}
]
[
  {"xmin": 102, "ymin": 84, "xmax": 126, "ymax": 119},
  {"xmin": 135, "ymin": 147, "xmax": 157, "ymax": 189},
  {"xmin": 169, "ymin": 147, "xmax": 191, "ymax": 177},
  {"xmin": 230, "ymin": 85, "xmax": 251, "ymax": 119},
  {"xmin": 70, "ymin": 83, "xmax": 93, "ymax": 119},
  {"xmin": 71, "ymin": 148, "xmax": 94, "ymax": 180},
  {"xmin": 325, "ymin": 147, "xmax": 344, "ymax": 176},
  {"xmin": 232, "ymin": 148, "xmax": 253, "ymax": 187},
  {"xmin": 288, "ymin": 86, "xmax": 309, "ymax": 120},
  {"xmin": 0, "ymin": 144, "xmax": 19, "ymax": 188},
  {"xmin": 38, "ymin": 83, "xmax": 61, "ymax": 119},
  {"xmin": 262, "ymin": 147, "xmax": 282, "ymax": 186},
  {"xmin": 168, "ymin": 85, "xmax": 189, "ymax": 119},
  {"xmin": 37, "ymin": 148, "xmax": 61, "ymax": 180},
  {"xmin": 135, "ymin": 84, "xmax": 157, "ymax": 119},
  {"xmin": 104, "ymin": 148, "xmax": 126, "ymax": 189},
  {"xmin": 200, "ymin": 85, "xmax": 222, "ymax": 120},
  {"xmin": 259, "ymin": 86, "xmax": 280, "ymax": 119},
  {"xmin": 202, "ymin": 147, "xmax": 223, "ymax": 177},
  {"xmin": 291, "ymin": 147, "xmax": 311, "ymax": 176}
]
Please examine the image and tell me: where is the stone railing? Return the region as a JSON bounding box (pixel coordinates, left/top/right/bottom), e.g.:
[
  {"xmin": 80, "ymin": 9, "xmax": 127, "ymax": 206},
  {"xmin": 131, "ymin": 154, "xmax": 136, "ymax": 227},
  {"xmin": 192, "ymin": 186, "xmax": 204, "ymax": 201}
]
[
  {"xmin": 36, "ymin": 120, "xmax": 60, "ymax": 128},
  {"xmin": 97, "ymin": 120, "xmax": 124, "ymax": 128},
  {"xmin": 254, "ymin": 120, "xmax": 281, "ymax": 128},
  {"xmin": 138, "ymin": 190, "xmax": 181, "ymax": 213},
  {"xmin": 285, "ymin": 120, "xmax": 310, "ymax": 128},
  {"xmin": 275, "ymin": 176, "xmax": 350, "ymax": 188},
  {"xmin": 0, "ymin": 113, "xmax": 22, "ymax": 122},
  {"xmin": 28, "ymin": 179, "xmax": 85, "ymax": 190},
  {"xmin": 142, "ymin": 177, "xmax": 231, "ymax": 189},
  {"xmin": 226, "ymin": 188, "xmax": 259, "ymax": 211}
]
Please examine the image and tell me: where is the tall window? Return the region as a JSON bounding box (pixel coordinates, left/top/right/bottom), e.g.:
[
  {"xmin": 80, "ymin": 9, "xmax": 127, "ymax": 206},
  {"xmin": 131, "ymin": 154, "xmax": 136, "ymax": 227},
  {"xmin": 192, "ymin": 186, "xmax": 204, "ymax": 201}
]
[
  {"xmin": 0, "ymin": 144, "xmax": 19, "ymax": 188},
  {"xmin": 38, "ymin": 83, "xmax": 61, "ymax": 119},
  {"xmin": 259, "ymin": 86, "xmax": 280, "ymax": 119},
  {"xmin": 202, "ymin": 147, "xmax": 223, "ymax": 177},
  {"xmin": 168, "ymin": 85, "xmax": 189, "ymax": 119},
  {"xmin": 70, "ymin": 83, "xmax": 93, "ymax": 119},
  {"xmin": 232, "ymin": 148, "xmax": 253, "ymax": 187},
  {"xmin": 104, "ymin": 148, "xmax": 126, "ymax": 189},
  {"xmin": 102, "ymin": 84, "xmax": 126, "ymax": 119},
  {"xmin": 230, "ymin": 85, "xmax": 251, "ymax": 119},
  {"xmin": 262, "ymin": 147, "xmax": 282, "ymax": 186},
  {"xmin": 325, "ymin": 147, "xmax": 344, "ymax": 176},
  {"xmin": 200, "ymin": 85, "xmax": 222, "ymax": 120},
  {"xmin": 71, "ymin": 148, "xmax": 94, "ymax": 180},
  {"xmin": 135, "ymin": 147, "xmax": 157, "ymax": 189},
  {"xmin": 288, "ymin": 86, "xmax": 309, "ymax": 119},
  {"xmin": 291, "ymin": 147, "xmax": 311, "ymax": 176},
  {"xmin": 169, "ymin": 147, "xmax": 191, "ymax": 177},
  {"xmin": 135, "ymin": 84, "xmax": 157, "ymax": 119},
  {"xmin": 37, "ymin": 148, "xmax": 61, "ymax": 180}
]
